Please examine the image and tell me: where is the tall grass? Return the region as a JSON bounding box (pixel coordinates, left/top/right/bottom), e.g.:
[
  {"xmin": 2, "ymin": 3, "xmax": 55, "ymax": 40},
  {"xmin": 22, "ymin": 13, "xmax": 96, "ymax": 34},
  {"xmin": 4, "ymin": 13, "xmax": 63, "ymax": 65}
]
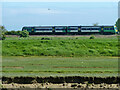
[{"xmin": 2, "ymin": 36, "xmax": 118, "ymax": 57}]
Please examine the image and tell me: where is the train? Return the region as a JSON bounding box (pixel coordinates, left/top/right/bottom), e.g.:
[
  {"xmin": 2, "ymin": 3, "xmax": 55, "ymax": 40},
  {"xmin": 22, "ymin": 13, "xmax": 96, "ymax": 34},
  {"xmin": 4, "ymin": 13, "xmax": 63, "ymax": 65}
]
[{"xmin": 22, "ymin": 25, "xmax": 118, "ymax": 35}]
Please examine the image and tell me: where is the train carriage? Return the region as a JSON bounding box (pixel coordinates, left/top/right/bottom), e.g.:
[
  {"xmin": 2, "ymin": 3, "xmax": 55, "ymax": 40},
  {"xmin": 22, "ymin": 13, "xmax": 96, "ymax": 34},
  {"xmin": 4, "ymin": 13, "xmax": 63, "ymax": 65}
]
[
  {"xmin": 100, "ymin": 26, "xmax": 117, "ymax": 34},
  {"xmin": 80, "ymin": 26, "xmax": 101, "ymax": 34},
  {"xmin": 54, "ymin": 26, "xmax": 67, "ymax": 35},
  {"xmin": 34, "ymin": 26, "xmax": 53, "ymax": 35},
  {"xmin": 67, "ymin": 26, "xmax": 79, "ymax": 35}
]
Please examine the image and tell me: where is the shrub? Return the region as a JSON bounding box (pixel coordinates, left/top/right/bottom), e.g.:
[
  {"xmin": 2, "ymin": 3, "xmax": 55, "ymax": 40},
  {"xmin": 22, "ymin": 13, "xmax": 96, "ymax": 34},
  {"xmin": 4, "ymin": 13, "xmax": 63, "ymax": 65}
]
[
  {"xmin": 41, "ymin": 37, "xmax": 51, "ymax": 40},
  {"xmin": 19, "ymin": 30, "xmax": 29, "ymax": 37},
  {"xmin": 90, "ymin": 35, "xmax": 95, "ymax": 39}
]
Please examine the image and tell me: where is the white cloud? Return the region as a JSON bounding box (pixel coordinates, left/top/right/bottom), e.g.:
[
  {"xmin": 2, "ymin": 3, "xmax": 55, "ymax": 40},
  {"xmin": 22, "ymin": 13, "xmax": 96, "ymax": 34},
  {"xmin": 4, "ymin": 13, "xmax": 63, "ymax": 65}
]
[{"xmin": 2, "ymin": 0, "xmax": 120, "ymax": 2}]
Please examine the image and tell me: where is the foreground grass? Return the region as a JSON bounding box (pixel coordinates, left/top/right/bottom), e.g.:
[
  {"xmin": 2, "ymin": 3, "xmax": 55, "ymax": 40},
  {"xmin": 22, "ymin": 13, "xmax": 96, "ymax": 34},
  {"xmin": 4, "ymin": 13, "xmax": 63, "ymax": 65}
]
[
  {"xmin": 2, "ymin": 56, "xmax": 118, "ymax": 77},
  {"xmin": 2, "ymin": 36, "xmax": 118, "ymax": 57}
]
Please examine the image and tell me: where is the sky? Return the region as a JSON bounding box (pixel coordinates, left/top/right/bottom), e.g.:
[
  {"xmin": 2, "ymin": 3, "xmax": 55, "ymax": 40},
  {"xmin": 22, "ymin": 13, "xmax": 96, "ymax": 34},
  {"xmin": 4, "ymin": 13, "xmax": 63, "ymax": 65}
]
[
  {"xmin": 1, "ymin": 1, "xmax": 119, "ymax": 31},
  {"xmin": 1, "ymin": 0, "xmax": 120, "ymax": 2}
]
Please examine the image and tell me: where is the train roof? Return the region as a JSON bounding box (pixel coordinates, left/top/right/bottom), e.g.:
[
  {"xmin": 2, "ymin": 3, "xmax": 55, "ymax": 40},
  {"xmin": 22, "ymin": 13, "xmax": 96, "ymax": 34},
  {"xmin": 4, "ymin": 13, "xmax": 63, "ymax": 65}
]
[{"xmin": 22, "ymin": 25, "xmax": 114, "ymax": 28}]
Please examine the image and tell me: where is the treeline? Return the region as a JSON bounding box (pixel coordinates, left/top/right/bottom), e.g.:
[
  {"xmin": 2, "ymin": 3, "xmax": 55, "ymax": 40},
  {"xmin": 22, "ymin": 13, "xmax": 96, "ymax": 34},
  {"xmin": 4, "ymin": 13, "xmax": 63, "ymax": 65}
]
[
  {"xmin": 0, "ymin": 25, "xmax": 29, "ymax": 40},
  {"xmin": 5, "ymin": 31, "xmax": 21, "ymax": 35},
  {"xmin": 5, "ymin": 30, "xmax": 29, "ymax": 37}
]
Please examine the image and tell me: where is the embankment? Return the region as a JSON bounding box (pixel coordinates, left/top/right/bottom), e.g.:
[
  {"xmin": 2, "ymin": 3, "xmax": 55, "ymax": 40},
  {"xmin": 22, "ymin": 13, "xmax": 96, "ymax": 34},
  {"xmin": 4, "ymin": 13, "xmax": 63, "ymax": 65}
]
[
  {"xmin": 2, "ymin": 76, "xmax": 120, "ymax": 84},
  {"xmin": 2, "ymin": 36, "xmax": 118, "ymax": 57}
]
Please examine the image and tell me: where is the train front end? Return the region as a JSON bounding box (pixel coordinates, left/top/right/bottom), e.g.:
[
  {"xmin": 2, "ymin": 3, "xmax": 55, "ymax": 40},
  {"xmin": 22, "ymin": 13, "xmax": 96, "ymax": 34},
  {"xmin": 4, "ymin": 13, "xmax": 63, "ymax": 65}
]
[{"xmin": 114, "ymin": 26, "xmax": 119, "ymax": 34}]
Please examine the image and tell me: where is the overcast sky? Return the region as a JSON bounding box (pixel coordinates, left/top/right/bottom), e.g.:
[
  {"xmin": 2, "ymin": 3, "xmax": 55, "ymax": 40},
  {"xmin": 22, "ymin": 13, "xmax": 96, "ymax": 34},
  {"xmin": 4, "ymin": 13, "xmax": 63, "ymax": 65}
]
[{"xmin": 1, "ymin": 1, "xmax": 119, "ymax": 31}]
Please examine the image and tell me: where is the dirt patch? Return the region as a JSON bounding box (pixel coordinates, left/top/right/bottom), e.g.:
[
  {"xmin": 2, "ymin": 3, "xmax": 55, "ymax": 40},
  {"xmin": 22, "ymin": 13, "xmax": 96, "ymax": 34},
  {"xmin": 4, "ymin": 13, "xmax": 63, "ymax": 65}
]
[
  {"xmin": 30, "ymin": 64, "xmax": 43, "ymax": 66},
  {"xmin": 30, "ymin": 35, "xmax": 118, "ymax": 38},
  {"xmin": 2, "ymin": 76, "xmax": 120, "ymax": 89},
  {"xmin": 6, "ymin": 35, "xmax": 19, "ymax": 37},
  {"xmin": 53, "ymin": 66, "xmax": 116, "ymax": 69},
  {"xmin": 2, "ymin": 83, "xmax": 119, "ymax": 89},
  {"xmin": 6, "ymin": 35, "xmax": 118, "ymax": 38},
  {"xmin": 3, "ymin": 66, "xmax": 24, "ymax": 69}
]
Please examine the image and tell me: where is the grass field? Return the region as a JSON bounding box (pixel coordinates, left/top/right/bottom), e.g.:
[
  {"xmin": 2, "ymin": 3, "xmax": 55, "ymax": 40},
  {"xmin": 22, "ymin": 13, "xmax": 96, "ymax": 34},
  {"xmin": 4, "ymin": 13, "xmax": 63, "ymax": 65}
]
[
  {"xmin": 2, "ymin": 35, "xmax": 118, "ymax": 57},
  {"xmin": 2, "ymin": 56, "xmax": 118, "ymax": 77},
  {"xmin": 2, "ymin": 35, "xmax": 119, "ymax": 77}
]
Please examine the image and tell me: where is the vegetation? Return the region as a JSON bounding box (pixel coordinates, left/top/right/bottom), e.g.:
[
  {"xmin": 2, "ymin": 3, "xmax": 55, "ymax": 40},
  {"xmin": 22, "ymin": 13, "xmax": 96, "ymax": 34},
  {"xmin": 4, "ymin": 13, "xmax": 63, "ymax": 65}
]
[
  {"xmin": 2, "ymin": 56, "xmax": 118, "ymax": 77},
  {"xmin": 115, "ymin": 18, "xmax": 120, "ymax": 32},
  {"xmin": 0, "ymin": 25, "xmax": 7, "ymax": 33},
  {"xmin": 19, "ymin": 30, "xmax": 29, "ymax": 37},
  {"xmin": 2, "ymin": 36, "xmax": 118, "ymax": 77},
  {"xmin": 93, "ymin": 23, "xmax": 99, "ymax": 26},
  {"xmin": 2, "ymin": 33, "xmax": 6, "ymax": 40},
  {"xmin": 89, "ymin": 35, "xmax": 95, "ymax": 39},
  {"xmin": 0, "ymin": 26, "xmax": 7, "ymax": 40},
  {"xmin": 5, "ymin": 30, "xmax": 21, "ymax": 35},
  {"xmin": 2, "ymin": 36, "xmax": 118, "ymax": 57}
]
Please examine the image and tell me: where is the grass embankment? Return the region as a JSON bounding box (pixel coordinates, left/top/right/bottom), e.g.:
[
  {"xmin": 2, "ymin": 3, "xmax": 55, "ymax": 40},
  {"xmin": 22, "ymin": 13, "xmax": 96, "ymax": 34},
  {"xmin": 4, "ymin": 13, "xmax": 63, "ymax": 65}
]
[
  {"xmin": 2, "ymin": 36, "xmax": 118, "ymax": 57},
  {"xmin": 2, "ymin": 56, "xmax": 118, "ymax": 77}
]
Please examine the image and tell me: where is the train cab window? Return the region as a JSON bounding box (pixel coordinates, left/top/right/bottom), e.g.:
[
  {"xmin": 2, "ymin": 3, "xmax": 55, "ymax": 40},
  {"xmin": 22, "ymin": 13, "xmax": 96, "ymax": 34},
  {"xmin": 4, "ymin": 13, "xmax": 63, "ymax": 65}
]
[{"xmin": 110, "ymin": 28, "xmax": 114, "ymax": 30}]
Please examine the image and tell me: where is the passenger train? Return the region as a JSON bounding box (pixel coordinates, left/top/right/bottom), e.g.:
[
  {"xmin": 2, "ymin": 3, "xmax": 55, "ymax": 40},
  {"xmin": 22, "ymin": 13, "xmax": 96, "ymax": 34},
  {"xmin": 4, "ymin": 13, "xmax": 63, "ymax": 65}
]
[{"xmin": 22, "ymin": 25, "xmax": 118, "ymax": 35}]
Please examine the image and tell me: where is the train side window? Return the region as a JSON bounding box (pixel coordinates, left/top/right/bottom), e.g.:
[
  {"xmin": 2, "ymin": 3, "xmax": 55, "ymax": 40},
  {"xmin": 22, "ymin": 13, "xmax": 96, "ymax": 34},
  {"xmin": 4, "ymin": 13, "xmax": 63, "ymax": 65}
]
[
  {"xmin": 82, "ymin": 28, "xmax": 86, "ymax": 30},
  {"xmin": 104, "ymin": 28, "xmax": 106, "ymax": 30}
]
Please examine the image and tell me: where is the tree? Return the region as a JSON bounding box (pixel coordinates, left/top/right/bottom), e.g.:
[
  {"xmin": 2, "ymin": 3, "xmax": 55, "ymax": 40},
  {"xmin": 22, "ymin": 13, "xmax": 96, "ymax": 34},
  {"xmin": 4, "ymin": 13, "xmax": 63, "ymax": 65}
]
[
  {"xmin": 0, "ymin": 25, "xmax": 7, "ymax": 33},
  {"xmin": 93, "ymin": 23, "xmax": 99, "ymax": 26},
  {"xmin": 0, "ymin": 25, "xmax": 7, "ymax": 40},
  {"xmin": 1, "ymin": 33, "xmax": 6, "ymax": 40},
  {"xmin": 19, "ymin": 30, "xmax": 29, "ymax": 37},
  {"xmin": 115, "ymin": 18, "xmax": 120, "ymax": 32}
]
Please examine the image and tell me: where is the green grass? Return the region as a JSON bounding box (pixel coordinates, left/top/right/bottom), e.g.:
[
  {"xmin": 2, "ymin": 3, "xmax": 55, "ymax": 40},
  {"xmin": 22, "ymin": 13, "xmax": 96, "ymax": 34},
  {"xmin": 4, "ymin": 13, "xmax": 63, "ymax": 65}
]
[
  {"xmin": 2, "ymin": 36, "xmax": 118, "ymax": 57},
  {"xmin": 2, "ymin": 36, "xmax": 119, "ymax": 77},
  {"xmin": 2, "ymin": 56, "xmax": 118, "ymax": 77}
]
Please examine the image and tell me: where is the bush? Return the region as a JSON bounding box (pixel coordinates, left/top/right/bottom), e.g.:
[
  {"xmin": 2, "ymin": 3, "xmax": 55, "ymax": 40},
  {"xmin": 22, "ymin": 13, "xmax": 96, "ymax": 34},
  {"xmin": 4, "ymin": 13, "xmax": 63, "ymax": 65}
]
[
  {"xmin": 90, "ymin": 35, "xmax": 95, "ymax": 39},
  {"xmin": 19, "ymin": 30, "xmax": 29, "ymax": 37},
  {"xmin": 41, "ymin": 37, "xmax": 51, "ymax": 40}
]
